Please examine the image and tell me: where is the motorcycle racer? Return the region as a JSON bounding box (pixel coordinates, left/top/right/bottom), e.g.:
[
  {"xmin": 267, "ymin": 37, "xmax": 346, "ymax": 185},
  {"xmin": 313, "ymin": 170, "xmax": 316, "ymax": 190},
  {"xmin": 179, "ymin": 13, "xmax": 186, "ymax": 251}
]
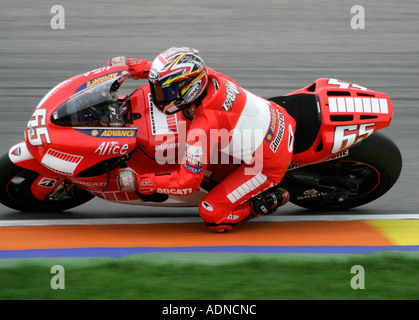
[{"xmin": 112, "ymin": 47, "xmax": 296, "ymax": 232}]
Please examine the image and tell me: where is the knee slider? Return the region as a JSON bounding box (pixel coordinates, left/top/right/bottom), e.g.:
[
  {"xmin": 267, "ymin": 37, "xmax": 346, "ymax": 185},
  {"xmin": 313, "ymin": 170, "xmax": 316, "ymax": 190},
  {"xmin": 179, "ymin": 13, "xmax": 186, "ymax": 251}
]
[
  {"xmin": 199, "ymin": 201, "xmax": 237, "ymax": 232},
  {"xmin": 205, "ymin": 222, "xmax": 235, "ymax": 233}
]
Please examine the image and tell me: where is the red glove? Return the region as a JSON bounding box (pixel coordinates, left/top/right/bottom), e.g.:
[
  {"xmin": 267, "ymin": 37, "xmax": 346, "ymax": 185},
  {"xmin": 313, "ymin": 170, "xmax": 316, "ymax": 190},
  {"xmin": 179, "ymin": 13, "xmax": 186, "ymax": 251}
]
[
  {"xmin": 137, "ymin": 173, "xmax": 157, "ymax": 194},
  {"xmin": 107, "ymin": 57, "xmax": 151, "ymax": 80},
  {"xmin": 127, "ymin": 59, "xmax": 152, "ymax": 80}
]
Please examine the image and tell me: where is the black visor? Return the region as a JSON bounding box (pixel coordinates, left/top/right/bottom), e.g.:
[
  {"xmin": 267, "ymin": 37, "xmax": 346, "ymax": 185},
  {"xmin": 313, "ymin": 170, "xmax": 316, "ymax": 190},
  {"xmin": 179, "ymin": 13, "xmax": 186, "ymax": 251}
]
[{"xmin": 150, "ymin": 81, "xmax": 181, "ymax": 108}]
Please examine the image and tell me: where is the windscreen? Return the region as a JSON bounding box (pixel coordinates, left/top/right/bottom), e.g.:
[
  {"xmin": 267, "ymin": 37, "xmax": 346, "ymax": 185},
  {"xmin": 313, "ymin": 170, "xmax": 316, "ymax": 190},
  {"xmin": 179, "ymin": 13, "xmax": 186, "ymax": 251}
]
[{"xmin": 51, "ymin": 76, "xmax": 131, "ymax": 127}]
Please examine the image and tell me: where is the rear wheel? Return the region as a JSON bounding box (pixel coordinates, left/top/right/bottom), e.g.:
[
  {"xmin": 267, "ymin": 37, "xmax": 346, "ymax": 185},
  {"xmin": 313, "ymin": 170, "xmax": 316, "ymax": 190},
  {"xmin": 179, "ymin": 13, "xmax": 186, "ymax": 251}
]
[
  {"xmin": 283, "ymin": 132, "xmax": 402, "ymax": 210},
  {"xmin": 0, "ymin": 154, "xmax": 94, "ymax": 212}
]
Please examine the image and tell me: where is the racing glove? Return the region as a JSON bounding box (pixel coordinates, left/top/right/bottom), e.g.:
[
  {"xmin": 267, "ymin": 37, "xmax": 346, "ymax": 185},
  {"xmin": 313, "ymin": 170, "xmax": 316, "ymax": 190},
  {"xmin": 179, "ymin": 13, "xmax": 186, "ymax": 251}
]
[
  {"xmin": 137, "ymin": 173, "xmax": 157, "ymax": 195},
  {"xmin": 108, "ymin": 56, "xmax": 151, "ymax": 80}
]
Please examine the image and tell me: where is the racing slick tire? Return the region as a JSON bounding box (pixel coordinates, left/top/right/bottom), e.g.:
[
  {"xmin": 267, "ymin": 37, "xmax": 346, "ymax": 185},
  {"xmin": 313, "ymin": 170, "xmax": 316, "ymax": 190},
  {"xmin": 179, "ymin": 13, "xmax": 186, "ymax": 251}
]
[{"xmin": 282, "ymin": 132, "xmax": 402, "ymax": 210}]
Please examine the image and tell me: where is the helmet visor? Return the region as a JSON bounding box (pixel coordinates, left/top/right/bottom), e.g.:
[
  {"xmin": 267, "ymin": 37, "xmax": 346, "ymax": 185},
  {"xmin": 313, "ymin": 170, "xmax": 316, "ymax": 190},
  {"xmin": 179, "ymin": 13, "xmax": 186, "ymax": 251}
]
[{"xmin": 150, "ymin": 81, "xmax": 181, "ymax": 108}]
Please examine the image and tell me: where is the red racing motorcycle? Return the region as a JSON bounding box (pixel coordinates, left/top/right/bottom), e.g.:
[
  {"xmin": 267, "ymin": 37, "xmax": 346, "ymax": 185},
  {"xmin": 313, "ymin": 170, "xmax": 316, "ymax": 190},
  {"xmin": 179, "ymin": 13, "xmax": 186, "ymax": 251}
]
[{"xmin": 0, "ymin": 65, "xmax": 402, "ymax": 212}]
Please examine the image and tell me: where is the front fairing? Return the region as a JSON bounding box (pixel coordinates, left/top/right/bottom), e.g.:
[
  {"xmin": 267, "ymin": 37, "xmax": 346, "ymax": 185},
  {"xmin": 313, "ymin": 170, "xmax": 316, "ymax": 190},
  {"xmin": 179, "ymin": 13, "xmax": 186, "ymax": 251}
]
[{"xmin": 25, "ymin": 66, "xmax": 138, "ymax": 177}]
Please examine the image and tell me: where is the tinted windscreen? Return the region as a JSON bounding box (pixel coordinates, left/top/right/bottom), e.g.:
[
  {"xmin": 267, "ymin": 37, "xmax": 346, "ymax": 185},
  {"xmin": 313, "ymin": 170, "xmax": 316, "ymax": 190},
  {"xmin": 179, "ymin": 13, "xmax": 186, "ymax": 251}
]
[{"xmin": 51, "ymin": 77, "xmax": 130, "ymax": 127}]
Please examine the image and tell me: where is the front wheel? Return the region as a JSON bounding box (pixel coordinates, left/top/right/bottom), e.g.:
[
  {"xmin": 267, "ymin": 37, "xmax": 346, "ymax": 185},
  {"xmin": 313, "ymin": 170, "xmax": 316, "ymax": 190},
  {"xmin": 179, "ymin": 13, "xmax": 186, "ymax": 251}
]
[
  {"xmin": 0, "ymin": 154, "xmax": 95, "ymax": 212},
  {"xmin": 283, "ymin": 132, "xmax": 402, "ymax": 210}
]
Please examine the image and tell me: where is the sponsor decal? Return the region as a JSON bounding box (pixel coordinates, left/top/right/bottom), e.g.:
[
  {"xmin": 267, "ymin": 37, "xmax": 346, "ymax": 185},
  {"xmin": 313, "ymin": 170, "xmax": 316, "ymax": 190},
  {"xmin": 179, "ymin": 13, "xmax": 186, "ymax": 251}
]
[
  {"xmin": 185, "ymin": 155, "xmax": 203, "ymax": 166},
  {"xmin": 221, "ymin": 81, "xmax": 240, "ymax": 112},
  {"xmin": 287, "ymin": 150, "xmax": 349, "ymax": 171},
  {"xmin": 10, "ymin": 146, "xmax": 21, "ymax": 157},
  {"xmin": 148, "ymin": 67, "xmax": 159, "ymax": 81},
  {"xmin": 183, "ymin": 163, "xmax": 203, "ymax": 173},
  {"xmin": 8, "ymin": 142, "xmax": 33, "ymax": 163},
  {"xmin": 76, "ymin": 70, "xmax": 128, "ymax": 93},
  {"xmin": 184, "ymin": 142, "xmax": 204, "ymax": 173},
  {"xmin": 201, "ymin": 201, "xmax": 214, "ymax": 211},
  {"xmin": 270, "ymin": 111, "xmax": 285, "ymax": 153},
  {"xmin": 297, "ymin": 189, "xmax": 327, "ymax": 201},
  {"xmin": 155, "ymin": 143, "xmax": 179, "ymax": 151},
  {"xmin": 38, "ymin": 177, "xmax": 58, "ymax": 188},
  {"xmin": 157, "ymin": 188, "xmax": 193, "ymax": 195},
  {"xmin": 226, "ymin": 214, "xmax": 240, "ymax": 221},
  {"xmin": 85, "ymin": 72, "xmax": 119, "ymax": 87},
  {"xmin": 264, "ymin": 108, "xmax": 285, "ymax": 153},
  {"xmin": 95, "ymin": 141, "xmax": 129, "ymax": 156},
  {"xmin": 97, "ymin": 129, "xmax": 136, "ymax": 138},
  {"xmin": 74, "ymin": 180, "xmax": 107, "ymax": 187},
  {"xmin": 76, "ymin": 128, "xmax": 137, "ymax": 138},
  {"xmin": 184, "ymin": 82, "xmax": 201, "ymax": 104},
  {"xmin": 264, "ymin": 108, "xmax": 279, "ymax": 144}
]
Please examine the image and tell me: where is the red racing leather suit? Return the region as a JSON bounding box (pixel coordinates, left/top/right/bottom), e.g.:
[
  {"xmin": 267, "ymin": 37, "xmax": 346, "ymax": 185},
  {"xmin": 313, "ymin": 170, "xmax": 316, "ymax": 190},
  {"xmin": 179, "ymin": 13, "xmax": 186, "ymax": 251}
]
[{"xmin": 113, "ymin": 57, "xmax": 296, "ymax": 231}]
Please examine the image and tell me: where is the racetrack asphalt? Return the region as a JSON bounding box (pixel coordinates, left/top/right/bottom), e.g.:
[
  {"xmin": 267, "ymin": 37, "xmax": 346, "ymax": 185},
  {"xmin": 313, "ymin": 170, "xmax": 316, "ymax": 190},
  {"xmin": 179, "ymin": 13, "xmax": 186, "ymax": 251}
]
[{"xmin": 0, "ymin": 0, "xmax": 418, "ymax": 256}]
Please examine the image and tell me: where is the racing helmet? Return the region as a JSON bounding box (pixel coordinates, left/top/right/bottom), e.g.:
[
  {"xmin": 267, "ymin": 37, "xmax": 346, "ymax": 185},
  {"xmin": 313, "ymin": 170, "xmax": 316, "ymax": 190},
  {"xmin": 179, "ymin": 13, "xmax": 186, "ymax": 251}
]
[{"xmin": 149, "ymin": 47, "xmax": 209, "ymax": 115}]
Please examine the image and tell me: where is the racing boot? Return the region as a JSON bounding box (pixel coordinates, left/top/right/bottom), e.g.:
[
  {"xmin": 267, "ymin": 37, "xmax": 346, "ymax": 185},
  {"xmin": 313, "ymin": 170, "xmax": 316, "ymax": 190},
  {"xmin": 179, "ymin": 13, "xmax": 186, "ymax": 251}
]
[
  {"xmin": 117, "ymin": 167, "xmax": 137, "ymax": 193},
  {"xmin": 249, "ymin": 186, "xmax": 290, "ymax": 218}
]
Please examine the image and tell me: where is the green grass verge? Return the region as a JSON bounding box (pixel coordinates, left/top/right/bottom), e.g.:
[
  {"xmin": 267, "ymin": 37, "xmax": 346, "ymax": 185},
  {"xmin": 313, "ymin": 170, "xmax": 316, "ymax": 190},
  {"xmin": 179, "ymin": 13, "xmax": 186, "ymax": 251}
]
[{"xmin": 0, "ymin": 252, "xmax": 418, "ymax": 300}]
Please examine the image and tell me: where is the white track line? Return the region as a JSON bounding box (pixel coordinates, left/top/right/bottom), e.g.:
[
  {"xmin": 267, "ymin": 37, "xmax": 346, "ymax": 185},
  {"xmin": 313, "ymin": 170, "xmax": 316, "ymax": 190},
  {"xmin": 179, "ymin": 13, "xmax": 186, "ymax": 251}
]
[{"xmin": 1, "ymin": 214, "xmax": 419, "ymax": 227}]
